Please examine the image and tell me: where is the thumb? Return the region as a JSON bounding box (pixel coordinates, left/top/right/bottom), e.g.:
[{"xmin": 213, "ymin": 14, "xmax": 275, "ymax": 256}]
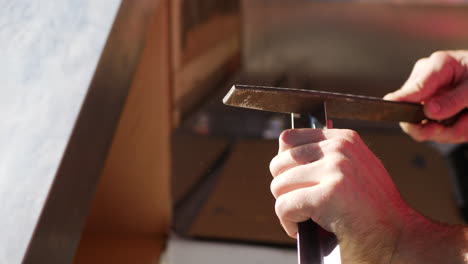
[
  {"xmin": 424, "ymin": 80, "xmax": 468, "ymax": 120},
  {"xmin": 384, "ymin": 52, "xmax": 466, "ymax": 103}
]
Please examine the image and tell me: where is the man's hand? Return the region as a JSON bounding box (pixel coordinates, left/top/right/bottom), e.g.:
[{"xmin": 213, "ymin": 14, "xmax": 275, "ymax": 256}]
[
  {"xmin": 384, "ymin": 50, "xmax": 468, "ymax": 143},
  {"xmin": 270, "ymin": 128, "xmax": 408, "ymax": 262},
  {"xmin": 270, "ymin": 128, "xmax": 467, "ymax": 263}
]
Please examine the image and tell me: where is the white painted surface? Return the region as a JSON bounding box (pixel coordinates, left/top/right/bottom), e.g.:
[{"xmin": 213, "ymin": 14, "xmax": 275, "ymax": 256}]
[{"xmin": 0, "ymin": 1, "xmax": 120, "ymax": 262}]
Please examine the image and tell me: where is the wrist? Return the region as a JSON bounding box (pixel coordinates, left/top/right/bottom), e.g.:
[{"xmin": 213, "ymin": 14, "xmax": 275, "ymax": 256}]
[
  {"xmin": 393, "ymin": 209, "xmax": 467, "ymax": 264},
  {"xmin": 337, "ymin": 201, "xmax": 410, "ymax": 264},
  {"xmin": 337, "ymin": 203, "xmax": 468, "ymax": 264}
]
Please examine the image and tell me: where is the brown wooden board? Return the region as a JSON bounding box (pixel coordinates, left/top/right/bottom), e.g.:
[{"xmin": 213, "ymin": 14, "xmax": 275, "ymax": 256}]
[
  {"xmin": 80, "ymin": 0, "xmax": 171, "ymax": 238},
  {"xmin": 75, "ymin": 2, "xmax": 172, "ymax": 262},
  {"xmin": 171, "ymin": 132, "xmax": 229, "ymax": 205},
  {"xmin": 188, "ymin": 139, "xmax": 295, "ymax": 245}
]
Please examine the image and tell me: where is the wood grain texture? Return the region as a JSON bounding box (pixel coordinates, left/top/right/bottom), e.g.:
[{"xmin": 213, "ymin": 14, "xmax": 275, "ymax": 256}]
[
  {"xmin": 81, "ymin": 0, "xmax": 172, "ymax": 238},
  {"xmin": 0, "ymin": 0, "xmax": 158, "ymax": 263},
  {"xmin": 74, "ymin": 2, "xmax": 172, "ymax": 262}
]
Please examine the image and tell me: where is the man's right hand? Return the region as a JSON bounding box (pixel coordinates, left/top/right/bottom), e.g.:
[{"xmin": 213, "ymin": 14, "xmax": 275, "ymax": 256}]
[{"xmin": 384, "ymin": 50, "xmax": 468, "ymax": 143}]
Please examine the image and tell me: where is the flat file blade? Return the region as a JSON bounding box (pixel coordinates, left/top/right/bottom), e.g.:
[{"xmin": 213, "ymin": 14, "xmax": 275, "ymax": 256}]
[{"xmin": 223, "ymin": 85, "xmax": 426, "ymax": 123}]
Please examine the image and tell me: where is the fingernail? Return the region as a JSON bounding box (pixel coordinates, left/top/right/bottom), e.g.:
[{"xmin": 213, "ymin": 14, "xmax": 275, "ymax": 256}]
[{"xmin": 428, "ymin": 100, "xmax": 441, "ymax": 114}]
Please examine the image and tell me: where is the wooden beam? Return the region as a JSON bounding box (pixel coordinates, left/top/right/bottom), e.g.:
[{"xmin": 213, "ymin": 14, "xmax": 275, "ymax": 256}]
[{"xmin": 81, "ymin": 0, "xmax": 172, "ymax": 238}]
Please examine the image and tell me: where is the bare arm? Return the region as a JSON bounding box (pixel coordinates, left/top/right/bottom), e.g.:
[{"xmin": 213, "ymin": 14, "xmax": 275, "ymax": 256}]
[
  {"xmin": 270, "ymin": 128, "xmax": 468, "ymax": 263},
  {"xmin": 270, "ymin": 51, "xmax": 468, "ymax": 263}
]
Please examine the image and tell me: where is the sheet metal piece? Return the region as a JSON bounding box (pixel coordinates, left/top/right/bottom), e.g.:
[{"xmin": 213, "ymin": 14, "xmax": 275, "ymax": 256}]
[{"xmin": 223, "ymin": 85, "xmax": 426, "ymax": 123}]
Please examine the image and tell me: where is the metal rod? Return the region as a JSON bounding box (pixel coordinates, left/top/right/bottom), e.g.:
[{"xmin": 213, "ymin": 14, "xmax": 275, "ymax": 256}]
[{"xmin": 291, "ymin": 111, "xmax": 325, "ymax": 264}]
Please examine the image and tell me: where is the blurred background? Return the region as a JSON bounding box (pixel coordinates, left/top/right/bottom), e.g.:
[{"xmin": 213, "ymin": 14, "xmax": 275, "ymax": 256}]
[{"xmin": 163, "ymin": 1, "xmax": 468, "ymax": 263}]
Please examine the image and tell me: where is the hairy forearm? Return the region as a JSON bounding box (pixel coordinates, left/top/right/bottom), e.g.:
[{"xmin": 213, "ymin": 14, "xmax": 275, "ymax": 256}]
[
  {"xmin": 393, "ymin": 212, "xmax": 468, "ymax": 264},
  {"xmin": 338, "ymin": 209, "xmax": 468, "ymax": 264}
]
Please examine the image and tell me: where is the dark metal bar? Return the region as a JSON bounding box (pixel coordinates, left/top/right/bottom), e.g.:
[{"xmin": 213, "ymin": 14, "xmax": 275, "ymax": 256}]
[
  {"xmin": 292, "ymin": 107, "xmax": 327, "ymax": 264},
  {"xmin": 224, "ymin": 85, "xmax": 426, "ymax": 123},
  {"xmin": 298, "ymin": 220, "xmax": 323, "ymax": 264}
]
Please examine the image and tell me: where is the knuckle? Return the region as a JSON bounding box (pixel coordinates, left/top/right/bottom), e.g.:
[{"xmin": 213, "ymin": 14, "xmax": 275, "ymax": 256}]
[
  {"xmin": 296, "ymin": 143, "xmax": 323, "ymax": 165},
  {"xmin": 325, "ymin": 139, "xmax": 341, "ymax": 152},
  {"xmin": 323, "ymin": 153, "xmax": 349, "ymax": 173},
  {"xmin": 414, "ymin": 57, "xmax": 429, "ymax": 69},
  {"xmin": 303, "ymin": 143, "xmax": 316, "ymax": 156},
  {"xmin": 328, "ymin": 137, "xmax": 353, "ymax": 153},
  {"xmin": 270, "ymin": 179, "xmax": 279, "ymax": 198},
  {"xmin": 269, "ymin": 156, "xmax": 280, "ymax": 177},
  {"xmin": 341, "ymin": 129, "xmax": 360, "ymax": 143},
  {"xmin": 430, "ymin": 51, "xmax": 455, "ymax": 72},
  {"xmin": 270, "ymin": 173, "xmax": 294, "ymax": 199},
  {"xmin": 274, "ymin": 196, "xmax": 291, "ymax": 219},
  {"xmin": 275, "ymin": 193, "xmax": 307, "ymax": 221},
  {"xmin": 278, "ymin": 129, "xmax": 295, "ymax": 146},
  {"xmin": 335, "ymin": 155, "xmax": 353, "ymax": 175},
  {"xmin": 331, "ymin": 152, "xmax": 350, "ymax": 166},
  {"xmin": 430, "ymin": 51, "xmax": 450, "ymax": 62}
]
